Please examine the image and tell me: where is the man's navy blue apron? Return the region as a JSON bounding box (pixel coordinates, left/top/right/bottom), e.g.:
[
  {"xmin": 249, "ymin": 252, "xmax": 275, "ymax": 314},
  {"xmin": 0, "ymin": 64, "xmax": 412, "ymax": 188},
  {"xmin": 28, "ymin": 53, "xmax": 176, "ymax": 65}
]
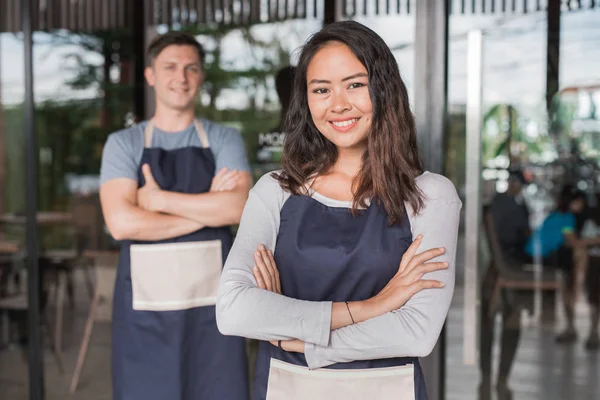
[
  {"xmin": 253, "ymin": 194, "xmax": 428, "ymax": 400},
  {"xmin": 112, "ymin": 120, "xmax": 249, "ymax": 400}
]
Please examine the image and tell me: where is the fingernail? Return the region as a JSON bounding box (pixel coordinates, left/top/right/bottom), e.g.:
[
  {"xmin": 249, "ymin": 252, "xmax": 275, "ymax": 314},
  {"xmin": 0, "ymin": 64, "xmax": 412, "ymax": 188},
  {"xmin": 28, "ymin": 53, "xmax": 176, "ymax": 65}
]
[
  {"xmin": 444, "ymin": 262, "xmax": 449, "ymax": 267},
  {"xmin": 439, "ymin": 247, "xmax": 446, "ymax": 252},
  {"xmin": 440, "ymin": 283, "xmax": 445, "ymax": 287},
  {"xmin": 259, "ymin": 244, "xmax": 265, "ymax": 250},
  {"xmin": 417, "ymin": 234, "xmax": 423, "ymax": 240}
]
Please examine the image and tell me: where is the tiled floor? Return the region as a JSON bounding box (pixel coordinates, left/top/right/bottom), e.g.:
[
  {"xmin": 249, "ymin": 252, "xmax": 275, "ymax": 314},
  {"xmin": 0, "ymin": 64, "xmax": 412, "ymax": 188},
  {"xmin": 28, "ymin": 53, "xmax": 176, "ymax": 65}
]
[
  {"xmin": 1, "ymin": 268, "xmax": 599, "ymax": 399},
  {"xmin": 445, "ymin": 289, "xmax": 600, "ymax": 400}
]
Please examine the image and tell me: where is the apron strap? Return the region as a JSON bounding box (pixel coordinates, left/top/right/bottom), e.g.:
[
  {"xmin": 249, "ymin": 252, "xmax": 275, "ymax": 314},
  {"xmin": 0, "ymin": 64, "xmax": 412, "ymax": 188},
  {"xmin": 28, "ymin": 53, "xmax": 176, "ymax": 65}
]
[
  {"xmin": 144, "ymin": 119, "xmax": 210, "ymax": 149},
  {"xmin": 193, "ymin": 119, "xmax": 210, "ymax": 148},
  {"xmin": 143, "ymin": 121, "xmax": 154, "ymax": 148}
]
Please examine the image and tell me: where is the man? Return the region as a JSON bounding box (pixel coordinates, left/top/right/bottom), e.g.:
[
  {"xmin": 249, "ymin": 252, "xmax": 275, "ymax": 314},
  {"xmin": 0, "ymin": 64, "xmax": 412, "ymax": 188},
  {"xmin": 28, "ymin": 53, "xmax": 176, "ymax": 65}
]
[
  {"xmin": 480, "ymin": 169, "xmax": 530, "ymax": 400},
  {"xmin": 273, "ymin": 65, "xmax": 296, "ymax": 133},
  {"xmin": 100, "ymin": 32, "xmax": 251, "ymax": 400},
  {"xmin": 257, "ymin": 66, "xmax": 296, "ymax": 164},
  {"xmin": 489, "ymin": 169, "xmax": 531, "ymax": 263},
  {"xmin": 525, "ymin": 187, "xmax": 600, "ymax": 347}
]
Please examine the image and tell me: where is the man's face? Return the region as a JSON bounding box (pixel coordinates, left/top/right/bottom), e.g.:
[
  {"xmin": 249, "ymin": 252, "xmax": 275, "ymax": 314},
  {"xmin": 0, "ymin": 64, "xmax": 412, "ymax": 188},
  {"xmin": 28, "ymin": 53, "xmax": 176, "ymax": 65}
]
[
  {"xmin": 145, "ymin": 45, "xmax": 203, "ymax": 112},
  {"xmin": 570, "ymin": 198, "xmax": 585, "ymax": 214},
  {"xmin": 508, "ymin": 179, "xmax": 523, "ymax": 195}
]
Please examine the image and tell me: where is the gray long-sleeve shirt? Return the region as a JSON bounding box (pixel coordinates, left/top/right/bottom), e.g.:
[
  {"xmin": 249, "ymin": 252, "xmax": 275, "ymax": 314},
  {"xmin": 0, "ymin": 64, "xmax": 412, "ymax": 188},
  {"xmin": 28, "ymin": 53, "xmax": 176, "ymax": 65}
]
[{"xmin": 216, "ymin": 171, "xmax": 462, "ymax": 370}]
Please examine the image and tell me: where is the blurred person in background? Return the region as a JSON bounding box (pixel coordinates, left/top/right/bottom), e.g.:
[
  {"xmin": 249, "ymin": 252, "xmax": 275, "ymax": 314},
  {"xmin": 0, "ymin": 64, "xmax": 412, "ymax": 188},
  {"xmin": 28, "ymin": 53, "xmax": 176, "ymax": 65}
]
[
  {"xmin": 489, "ymin": 169, "xmax": 531, "ymax": 264},
  {"xmin": 524, "ymin": 186, "xmax": 600, "ymax": 348},
  {"xmin": 481, "ymin": 169, "xmax": 531, "ymax": 400},
  {"xmin": 99, "ymin": 32, "xmax": 251, "ymax": 400}
]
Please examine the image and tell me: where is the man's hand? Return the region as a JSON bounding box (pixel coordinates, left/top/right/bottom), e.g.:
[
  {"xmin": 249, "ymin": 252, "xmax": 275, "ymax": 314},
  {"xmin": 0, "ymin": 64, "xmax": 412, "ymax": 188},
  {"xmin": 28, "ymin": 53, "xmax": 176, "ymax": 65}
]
[
  {"xmin": 137, "ymin": 164, "xmax": 164, "ymax": 212},
  {"xmin": 210, "ymin": 167, "xmax": 240, "ymax": 192},
  {"xmin": 138, "ymin": 168, "xmax": 251, "ymax": 227},
  {"xmin": 100, "ymin": 177, "xmax": 203, "ymax": 242}
]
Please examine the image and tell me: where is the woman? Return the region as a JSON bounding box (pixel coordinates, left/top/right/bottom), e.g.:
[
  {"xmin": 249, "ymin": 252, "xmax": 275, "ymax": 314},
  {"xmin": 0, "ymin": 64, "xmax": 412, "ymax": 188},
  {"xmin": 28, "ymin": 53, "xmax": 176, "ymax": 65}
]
[
  {"xmin": 525, "ymin": 186, "xmax": 600, "ymax": 346},
  {"xmin": 217, "ymin": 21, "xmax": 461, "ymax": 400}
]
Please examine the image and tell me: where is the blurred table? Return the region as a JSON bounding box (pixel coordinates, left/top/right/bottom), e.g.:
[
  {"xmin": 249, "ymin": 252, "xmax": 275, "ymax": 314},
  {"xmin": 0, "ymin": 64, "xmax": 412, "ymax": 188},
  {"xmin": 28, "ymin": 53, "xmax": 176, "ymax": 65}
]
[
  {"xmin": 0, "ymin": 212, "xmax": 72, "ymax": 226},
  {"xmin": 0, "ymin": 241, "xmax": 19, "ymax": 254}
]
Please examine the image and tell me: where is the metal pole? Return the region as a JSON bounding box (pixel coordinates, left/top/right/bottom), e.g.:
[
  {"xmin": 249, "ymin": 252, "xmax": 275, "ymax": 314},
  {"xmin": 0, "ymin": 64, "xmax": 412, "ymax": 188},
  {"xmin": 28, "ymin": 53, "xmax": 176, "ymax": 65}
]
[
  {"xmin": 133, "ymin": 0, "xmax": 147, "ymax": 122},
  {"xmin": 23, "ymin": 0, "xmax": 44, "ymax": 398},
  {"xmin": 414, "ymin": 0, "xmax": 449, "ymax": 175},
  {"xmin": 414, "ymin": 2, "xmax": 450, "ymax": 399},
  {"xmin": 546, "ymin": 0, "xmax": 561, "ymax": 116},
  {"xmin": 144, "ymin": 2, "xmax": 159, "ymax": 120},
  {"xmin": 23, "ymin": 0, "xmax": 44, "ymax": 397},
  {"xmin": 0, "ymin": 38, "xmax": 5, "ymax": 216},
  {"xmin": 323, "ymin": 0, "xmax": 344, "ymax": 24},
  {"xmin": 464, "ymin": 29, "xmax": 483, "ymax": 366}
]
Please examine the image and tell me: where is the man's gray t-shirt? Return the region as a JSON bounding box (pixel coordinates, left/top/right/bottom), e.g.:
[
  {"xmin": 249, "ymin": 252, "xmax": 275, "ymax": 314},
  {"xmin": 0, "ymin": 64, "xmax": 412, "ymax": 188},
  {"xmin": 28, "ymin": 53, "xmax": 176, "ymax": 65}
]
[{"xmin": 100, "ymin": 118, "xmax": 251, "ymax": 184}]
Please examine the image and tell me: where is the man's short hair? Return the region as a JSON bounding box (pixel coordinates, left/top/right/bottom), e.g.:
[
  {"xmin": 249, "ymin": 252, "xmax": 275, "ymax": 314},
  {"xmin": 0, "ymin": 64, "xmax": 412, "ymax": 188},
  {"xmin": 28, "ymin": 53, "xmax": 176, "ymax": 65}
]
[
  {"xmin": 557, "ymin": 185, "xmax": 586, "ymax": 212},
  {"xmin": 146, "ymin": 31, "xmax": 206, "ymax": 68},
  {"xmin": 275, "ymin": 66, "xmax": 296, "ymax": 105},
  {"xmin": 507, "ymin": 169, "xmax": 527, "ymax": 186}
]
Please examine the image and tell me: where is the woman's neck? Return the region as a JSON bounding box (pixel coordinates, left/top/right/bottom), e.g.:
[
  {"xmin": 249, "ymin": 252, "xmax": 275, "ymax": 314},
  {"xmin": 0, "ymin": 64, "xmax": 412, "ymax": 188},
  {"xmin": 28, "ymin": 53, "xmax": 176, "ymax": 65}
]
[
  {"xmin": 311, "ymin": 147, "xmax": 365, "ymax": 201},
  {"xmin": 331, "ymin": 146, "xmax": 365, "ymax": 179}
]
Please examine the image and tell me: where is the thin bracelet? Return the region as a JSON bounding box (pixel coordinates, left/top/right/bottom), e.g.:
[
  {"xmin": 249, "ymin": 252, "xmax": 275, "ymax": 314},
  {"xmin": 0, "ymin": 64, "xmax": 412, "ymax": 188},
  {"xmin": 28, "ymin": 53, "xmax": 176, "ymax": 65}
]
[
  {"xmin": 278, "ymin": 340, "xmax": 283, "ymax": 350},
  {"xmin": 345, "ymin": 301, "xmax": 356, "ymax": 324}
]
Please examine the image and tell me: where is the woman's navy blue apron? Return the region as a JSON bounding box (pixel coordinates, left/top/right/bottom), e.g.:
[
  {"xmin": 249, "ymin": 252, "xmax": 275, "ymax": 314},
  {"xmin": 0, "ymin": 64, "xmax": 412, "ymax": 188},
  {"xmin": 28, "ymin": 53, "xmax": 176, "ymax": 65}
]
[
  {"xmin": 112, "ymin": 120, "xmax": 249, "ymax": 400},
  {"xmin": 253, "ymin": 194, "xmax": 428, "ymax": 400}
]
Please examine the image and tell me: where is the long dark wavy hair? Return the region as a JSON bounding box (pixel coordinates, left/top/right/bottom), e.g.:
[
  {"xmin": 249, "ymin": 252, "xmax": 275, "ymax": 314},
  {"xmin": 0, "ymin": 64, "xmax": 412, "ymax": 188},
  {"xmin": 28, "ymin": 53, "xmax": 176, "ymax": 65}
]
[{"xmin": 274, "ymin": 21, "xmax": 424, "ymax": 224}]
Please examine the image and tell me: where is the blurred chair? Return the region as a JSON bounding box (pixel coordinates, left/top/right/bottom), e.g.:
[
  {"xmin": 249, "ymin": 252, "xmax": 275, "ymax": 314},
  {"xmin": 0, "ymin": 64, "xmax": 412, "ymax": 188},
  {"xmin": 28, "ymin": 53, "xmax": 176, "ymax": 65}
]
[
  {"xmin": 70, "ymin": 250, "xmax": 118, "ymax": 393},
  {"xmin": 479, "ymin": 206, "xmax": 558, "ymax": 400},
  {"xmin": 0, "ymin": 255, "xmax": 65, "ymax": 373},
  {"xmin": 483, "ymin": 209, "xmax": 559, "ymax": 317},
  {"xmin": 43, "ymin": 195, "xmax": 103, "ymax": 354}
]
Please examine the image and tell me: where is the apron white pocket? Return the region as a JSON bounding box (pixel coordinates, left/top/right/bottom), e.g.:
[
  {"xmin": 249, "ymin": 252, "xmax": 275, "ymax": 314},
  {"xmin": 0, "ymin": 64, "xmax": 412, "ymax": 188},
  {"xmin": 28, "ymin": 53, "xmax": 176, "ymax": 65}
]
[
  {"xmin": 266, "ymin": 358, "xmax": 415, "ymax": 400},
  {"xmin": 130, "ymin": 240, "xmax": 222, "ymax": 311}
]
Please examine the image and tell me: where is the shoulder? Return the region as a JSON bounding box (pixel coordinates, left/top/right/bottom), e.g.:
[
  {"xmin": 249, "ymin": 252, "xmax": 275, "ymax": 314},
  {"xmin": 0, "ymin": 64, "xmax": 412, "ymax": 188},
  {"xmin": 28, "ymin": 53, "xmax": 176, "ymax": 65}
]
[
  {"xmin": 253, "ymin": 170, "xmax": 286, "ymax": 196},
  {"xmin": 201, "ymin": 118, "xmax": 250, "ymax": 172},
  {"xmin": 545, "ymin": 211, "xmax": 570, "ymax": 226},
  {"xmin": 564, "ymin": 213, "xmax": 576, "ymax": 224},
  {"xmin": 100, "ymin": 123, "xmax": 146, "ymax": 183},
  {"xmin": 415, "ymin": 171, "xmax": 461, "ymax": 205},
  {"xmin": 489, "ymin": 193, "xmax": 514, "ymax": 212},
  {"xmin": 491, "ymin": 192, "xmax": 508, "ymax": 204},
  {"xmin": 202, "ymin": 118, "xmax": 242, "ymax": 144},
  {"xmin": 251, "ymin": 170, "xmax": 290, "ymax": 209},
  {"xmin": 105, "ymin": 123, "xmax": 146, "ymax": 152}
]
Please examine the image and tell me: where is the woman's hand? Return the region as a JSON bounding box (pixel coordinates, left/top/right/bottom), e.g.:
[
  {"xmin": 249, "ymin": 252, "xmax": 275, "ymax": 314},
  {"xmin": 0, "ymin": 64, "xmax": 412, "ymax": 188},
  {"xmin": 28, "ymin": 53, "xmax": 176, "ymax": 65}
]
[
  {"xmin": 270, "ymin": 339, "xmax": 305, "ymax": 353},
  {"xmin": 254, "ymin": 245, "xmax": 301, "ymax": 352},
  {"xmin": 253, "ymin": 244, "xmax": 282, "ymax": 294},
  {"xmin": 366, "ymin": 234, "xmax": 448, "ymax": 316},
  {"xmin": 252, "ymin": 248, "xmax": 304, "ymax": 354}
]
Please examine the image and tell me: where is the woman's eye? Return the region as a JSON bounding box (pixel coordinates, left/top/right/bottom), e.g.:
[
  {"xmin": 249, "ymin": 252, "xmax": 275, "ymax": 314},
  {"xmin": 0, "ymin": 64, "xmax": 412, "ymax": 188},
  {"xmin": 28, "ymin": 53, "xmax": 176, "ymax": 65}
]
[
  {"xmin": 349, "ymin": 82, "xmax": 366, "ymax": 89},
  {"xmin": 313, "ymin": 88, "xmax": 329, "ymax": 94}
]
